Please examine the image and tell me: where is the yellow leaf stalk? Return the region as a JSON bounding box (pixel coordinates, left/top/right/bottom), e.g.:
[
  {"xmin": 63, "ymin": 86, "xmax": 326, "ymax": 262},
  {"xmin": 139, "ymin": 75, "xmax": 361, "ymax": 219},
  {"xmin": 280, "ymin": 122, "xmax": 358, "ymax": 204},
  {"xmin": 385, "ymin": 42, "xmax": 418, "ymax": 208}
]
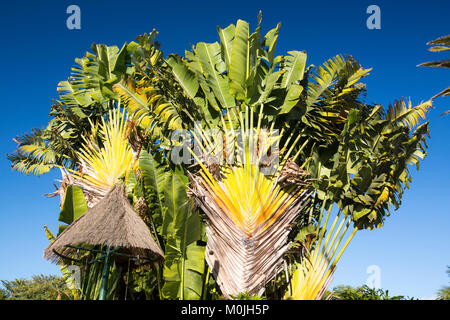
[
  {"xmin": 190, "ymin": 105, "xmax": 312, "ymax": 297},
  {"xmin": 68, "ymin": 107, "xmax": 137, "ymax": 203},
  {"xmin": 286, "ymin": 201, "xmax": 358, "ymax": 300}
]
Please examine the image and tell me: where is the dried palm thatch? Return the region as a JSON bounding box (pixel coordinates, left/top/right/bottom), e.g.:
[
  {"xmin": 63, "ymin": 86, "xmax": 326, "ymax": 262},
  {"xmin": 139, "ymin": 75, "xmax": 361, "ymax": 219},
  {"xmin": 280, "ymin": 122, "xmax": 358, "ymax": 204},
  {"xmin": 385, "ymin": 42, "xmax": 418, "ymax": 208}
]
[
  {"xmin": 43, "ymin": 183, "xmax": 163, "ymax": 264},
  {"xmin": 45, "ymin": 168, "xmax": 76, "ymax": 208},
  {"xmin": 188, "ymin": 106, "xmax": 313, "ymax": 298}
]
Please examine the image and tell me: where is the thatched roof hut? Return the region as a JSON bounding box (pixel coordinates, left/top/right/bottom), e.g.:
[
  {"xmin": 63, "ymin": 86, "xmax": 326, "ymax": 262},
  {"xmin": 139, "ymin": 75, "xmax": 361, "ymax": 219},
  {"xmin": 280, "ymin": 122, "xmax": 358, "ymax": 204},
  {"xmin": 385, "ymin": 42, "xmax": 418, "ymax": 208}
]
[{"xmin": 44, "ymin": 183, "xmax": 163, "ymax": 264}]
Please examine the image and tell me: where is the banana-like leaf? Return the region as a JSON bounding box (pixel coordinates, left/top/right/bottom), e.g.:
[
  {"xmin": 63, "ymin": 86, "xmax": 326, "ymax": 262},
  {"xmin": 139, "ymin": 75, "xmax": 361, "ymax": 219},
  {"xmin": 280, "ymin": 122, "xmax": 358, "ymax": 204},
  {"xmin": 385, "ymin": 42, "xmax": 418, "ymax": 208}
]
[
  {"xmin": 93, "ymin": 44, "xmax": 128, "ymax": 84},
  {"xmin": 418, "ymin": 35, "xmax": 449, "ymax": 116},
  {"xmin": 44, "ymin": 225, "xmax": 80, "ymax": 299},
  {"xmin": 263, "ymin": 23, "xmax": 281, "ymax": 67},
  {"xmin": 166, "ymin": 55, "xmax": 199, "ymax": 99},
  {"xmin": 253, "ymin": 68, "xmax": 283, "ymax": 107},
  {"xmin": 229, "ymin": 19, "xmax": 250, "ymax": 101},
  {"xmin": 419, "ymin": 59, "xmax": 450, "ymax": 68},
  {"xmin": 186, "ymin": 49, "xmax": 221, "ymax": 113},
  {"xmin": 58, "ymin": 185, "xmax": 88, "ymax": 225},
  {"xmin": 307, "ymin": 102, "xmax": 431, "ymax": 230},
  {"xmin": 279, "ymin": 84, "xmax": 304, "ymax": 114},
  {"xmin": 139, "ymin": 150, "xmax": 168, "ymax": 235},
  {"xmin": 280, "ymin": 51, "xmax": 307, "ymax": 89},
  {"xmin": 162, "ymin": 237, "xmax": 205, "ymax": 300},
  {"xmin": 57, "ymin": 80, "xmax": 94, "ymax": 107},
  {"xmin": 194, "ymin": 42, "xmax": 235, "ymax": 108},
  {"xmin": 217, "ymin": 24, "xmax": 235, "ymax": 69},
  {"xmin": 58, "ymin": 43, "xmax": 129, "ymax": 108},
  {"xmin": 8, "ymin": 43, "xmax": 133, "ymax": 176},
  {"xmin": 161, "ymin": 167, "xmax": 205, "ymax": 300}
]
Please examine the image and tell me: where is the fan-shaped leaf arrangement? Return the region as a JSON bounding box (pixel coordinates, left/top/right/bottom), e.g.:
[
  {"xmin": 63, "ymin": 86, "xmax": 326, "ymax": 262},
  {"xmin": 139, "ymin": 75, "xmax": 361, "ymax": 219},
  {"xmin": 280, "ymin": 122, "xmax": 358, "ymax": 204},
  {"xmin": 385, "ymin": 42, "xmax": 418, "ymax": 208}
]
[{"xmin": 189, "ymin": 107, "xmax": 312, "ymax": 297}]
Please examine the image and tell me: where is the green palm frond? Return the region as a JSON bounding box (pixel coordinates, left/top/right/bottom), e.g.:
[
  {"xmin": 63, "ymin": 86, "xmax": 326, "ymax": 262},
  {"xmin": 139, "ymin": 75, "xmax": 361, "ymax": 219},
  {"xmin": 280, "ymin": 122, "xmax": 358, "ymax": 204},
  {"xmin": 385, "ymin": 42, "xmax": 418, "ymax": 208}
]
[
  {"xmin": 385, "ymin": 98, "xmax": 433, "ymax": 129},
  {"xmin": 441, "ymin": 109, "xmax": 450, "ymax": 116},
  {"xmin": 306, "ymin": 55, "xmax": 370, "ymax": 108},
  {"xmin": 8, "ymin": 43, "xmax": 132, "ymax": 178},
  {"xmin": 291, "ymin": 55, "xmax": 370, "ymax": 147},
  {"xmin": 7, "ymin": 129, "xmax": 58, "ymax": 176},
  {"xmin": 427, "ymin": 35, "xmax": 450, "ymax": 47},
  {"xmin": 427, "ymin": 35, "xmax": 450, "ymax": 58},
  {"xmin": 432, "ymin": 87, "xmax": 450, "ymax": 100},
  {"xmin": 417, "ymin": 35, "xmax": 450, "ymax": 68},
  {"xmin": 335, "ymin": 57, "xmax": 371, "ymax": 97},
  {"xmin": 418, "ymin": 35, "xmax": 449, "ymax": 116},
  {"xmin": 419, "ymin": 35, "xmax": 450, "ymax": 65},
  {"xmin": 305, "ymin": 55, "xmax": 347, "ymax": 108},
  {"xmin": 68, "ymin": 107, "xmax": 137, "ymax": 198},
  {"xmin": 58, "ymin": 44, "xmax": 128, "ymax": 109},
  {"xmin": 418, "ymin": 60, "xmax": 450, "ymax": 68},
  {"xmin": 114, "ymin": 78, "xmax": 183, "ymax": 139}
]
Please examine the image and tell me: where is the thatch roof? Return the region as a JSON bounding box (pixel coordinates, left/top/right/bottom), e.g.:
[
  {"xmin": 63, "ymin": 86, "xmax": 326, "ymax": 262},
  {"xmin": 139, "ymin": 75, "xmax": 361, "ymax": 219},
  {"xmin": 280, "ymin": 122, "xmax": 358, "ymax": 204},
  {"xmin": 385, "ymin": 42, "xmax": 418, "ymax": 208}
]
[{"xmin": 44, "ymin": 183, "xmax": 164, "ymax": 263}]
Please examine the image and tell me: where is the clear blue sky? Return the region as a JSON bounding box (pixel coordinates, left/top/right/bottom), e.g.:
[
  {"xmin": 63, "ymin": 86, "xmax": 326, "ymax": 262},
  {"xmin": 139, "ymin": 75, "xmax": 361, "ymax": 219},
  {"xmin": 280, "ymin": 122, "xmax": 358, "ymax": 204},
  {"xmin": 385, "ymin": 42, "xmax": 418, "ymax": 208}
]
[{"xmin": 0, "ymin": 0, "xmax": 448, "ymax": 299}]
